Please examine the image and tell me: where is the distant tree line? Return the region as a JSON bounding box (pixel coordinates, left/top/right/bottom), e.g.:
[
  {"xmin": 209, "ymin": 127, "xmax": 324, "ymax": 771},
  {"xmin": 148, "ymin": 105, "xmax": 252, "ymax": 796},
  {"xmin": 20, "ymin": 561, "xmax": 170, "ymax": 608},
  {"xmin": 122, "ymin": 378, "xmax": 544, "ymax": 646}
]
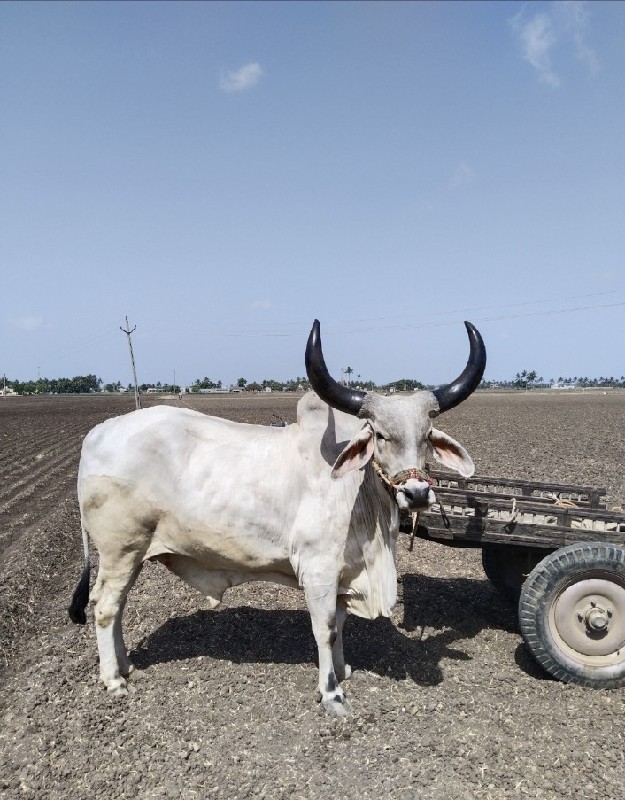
[
  {"xmin": 481, "ymin": 373, "xmax": 625, "ymax": 390},
  {"xmin": 9, "ymin": 374, "xmax": 102, "ymax": 395},
  {"xmin": 136, "ymin": 382, "xmax": 181, "ymax": 393},
  {"xmin": 5, "ymin": 372, "xmax": 624, "ymax": 396},
  {"xmin": 190, "ymin": 377, "xmax": 222, "ymax": 391},
  {"xmin": 550, "ymin": 375, "xmax": 625, "ymax": 388}
]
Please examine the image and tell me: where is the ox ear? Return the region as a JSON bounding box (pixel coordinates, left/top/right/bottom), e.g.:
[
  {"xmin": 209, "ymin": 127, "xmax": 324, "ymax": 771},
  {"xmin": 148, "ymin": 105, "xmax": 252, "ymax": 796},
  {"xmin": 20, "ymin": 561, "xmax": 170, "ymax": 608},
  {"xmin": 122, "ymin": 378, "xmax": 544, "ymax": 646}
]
[
  {"xmin": 331, "ymin": 423, "xmax": 375, "ymax": 479},
  {"xmin": 428, "ymin": 427, "xmax": 475, "ymax": 478}
]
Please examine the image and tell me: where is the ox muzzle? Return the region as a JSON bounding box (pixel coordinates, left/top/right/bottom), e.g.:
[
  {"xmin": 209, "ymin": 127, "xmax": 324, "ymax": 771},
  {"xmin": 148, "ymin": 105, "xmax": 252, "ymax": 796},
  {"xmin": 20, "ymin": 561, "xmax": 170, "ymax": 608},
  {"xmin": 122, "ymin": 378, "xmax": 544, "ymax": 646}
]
[{"xmin": 373, "ymin": 463, "xmax": 437, "ymax": 511}]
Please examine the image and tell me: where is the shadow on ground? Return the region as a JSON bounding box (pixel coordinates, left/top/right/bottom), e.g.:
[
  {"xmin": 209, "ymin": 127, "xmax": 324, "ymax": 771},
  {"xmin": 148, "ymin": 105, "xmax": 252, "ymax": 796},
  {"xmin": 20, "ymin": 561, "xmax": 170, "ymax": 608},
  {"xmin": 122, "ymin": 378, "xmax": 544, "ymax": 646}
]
[
  {"xmin": 131, "ymin": 573, "xmax": 520, "ymax": 688},
  {"xmin": 513, "ymin": 642, "xmax": 553, "ymax": 682}
]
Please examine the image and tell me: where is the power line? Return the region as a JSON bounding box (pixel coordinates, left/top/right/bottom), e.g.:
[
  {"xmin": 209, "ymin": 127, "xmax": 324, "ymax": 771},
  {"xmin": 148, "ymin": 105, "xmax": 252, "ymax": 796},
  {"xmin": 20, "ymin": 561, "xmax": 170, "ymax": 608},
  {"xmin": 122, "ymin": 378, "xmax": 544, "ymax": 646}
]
[
  {"xmin": 175, "ymin": 297, "xmax": 625, "ymax": 337},
  {"xmin": 37, "ymin": 325, "xmax": 118, "ymax": 365},
  {"xmin": 339, "ymin": 301, "xmax": 625, "ymax": 334},
  {"xmin": 325, "ymin": 289, "xmax": 620, "ymax": 326},
  {"xmin": 171, "ymin": 288, "xmax": 619, "ymax": 333},
  {"xmin": 17, "ymin": 292, "xmax": 624, "ymax": 378}
]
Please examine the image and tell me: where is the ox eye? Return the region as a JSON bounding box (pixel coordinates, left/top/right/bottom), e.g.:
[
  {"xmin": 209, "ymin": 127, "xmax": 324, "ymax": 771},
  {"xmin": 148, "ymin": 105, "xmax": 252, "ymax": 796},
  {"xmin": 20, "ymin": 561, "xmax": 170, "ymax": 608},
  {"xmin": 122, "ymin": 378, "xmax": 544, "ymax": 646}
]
[{"xmin": 375, "ymin": 432, "xmax": 387, "ymax": 442}]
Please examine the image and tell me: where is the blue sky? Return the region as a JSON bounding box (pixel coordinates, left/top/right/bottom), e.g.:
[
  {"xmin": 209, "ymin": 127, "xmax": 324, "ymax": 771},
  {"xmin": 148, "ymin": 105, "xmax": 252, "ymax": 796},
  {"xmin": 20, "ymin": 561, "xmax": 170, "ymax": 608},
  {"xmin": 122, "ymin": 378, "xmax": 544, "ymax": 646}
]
[{"xmin": 2, "ymin": 1, "xmax": 624, "ymax": 387}]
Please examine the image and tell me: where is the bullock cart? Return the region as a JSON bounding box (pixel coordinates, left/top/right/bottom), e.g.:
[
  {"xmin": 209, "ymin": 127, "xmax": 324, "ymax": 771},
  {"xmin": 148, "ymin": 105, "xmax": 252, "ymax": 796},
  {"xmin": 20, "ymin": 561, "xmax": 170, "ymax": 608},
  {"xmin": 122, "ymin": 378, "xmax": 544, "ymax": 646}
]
[{"xmin": 403, "ymin": 471, "xmax": 625, "ymax": 689}]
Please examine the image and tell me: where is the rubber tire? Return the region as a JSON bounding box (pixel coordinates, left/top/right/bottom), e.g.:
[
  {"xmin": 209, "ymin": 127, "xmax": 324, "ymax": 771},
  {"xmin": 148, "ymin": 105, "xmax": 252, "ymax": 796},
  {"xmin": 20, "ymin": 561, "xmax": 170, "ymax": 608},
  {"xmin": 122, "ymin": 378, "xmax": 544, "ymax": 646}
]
[
  {"xmin": 519, "ymin": 542, "xmax": 625, "ymax": 688},
  {"xmin": 481, "ymin": 545, "xmax": 546, "ymax": 604}
]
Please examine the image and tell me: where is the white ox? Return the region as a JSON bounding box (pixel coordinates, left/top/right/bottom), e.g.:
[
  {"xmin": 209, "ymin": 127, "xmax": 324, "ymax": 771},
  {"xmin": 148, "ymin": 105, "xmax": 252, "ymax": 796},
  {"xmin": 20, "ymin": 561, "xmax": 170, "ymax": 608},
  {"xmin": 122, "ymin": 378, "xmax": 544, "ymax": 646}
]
[{"xmin": 69, "ymin": 320, "xmax": 486, "ymax": 715}]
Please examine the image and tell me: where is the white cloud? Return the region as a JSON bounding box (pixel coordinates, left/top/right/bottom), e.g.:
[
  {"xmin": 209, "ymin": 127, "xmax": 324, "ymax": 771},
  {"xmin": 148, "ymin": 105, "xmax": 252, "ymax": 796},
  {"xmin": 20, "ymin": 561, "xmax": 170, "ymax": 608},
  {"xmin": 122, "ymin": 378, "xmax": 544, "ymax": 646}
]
[
  {"xmin": 450, "ymin": 162, "xmax": 476, "ymax": 189},
  {"xmin": 556, "ymin": 0, "xmax": 598, "ymax": 73},
  {"xmin": 510, "ymin": 1, "xmax": 597, "ymax": 88},
  {"xmin": 11, "ymin": 316, "xmax": 43, "ymax": 331},
  {"xmin": 220, "ymin": 62, "xmax": 264, "ymax": 93},
  {"xmin": 511, "ymin": 9, "xmax": 560, "ymax": 87}
]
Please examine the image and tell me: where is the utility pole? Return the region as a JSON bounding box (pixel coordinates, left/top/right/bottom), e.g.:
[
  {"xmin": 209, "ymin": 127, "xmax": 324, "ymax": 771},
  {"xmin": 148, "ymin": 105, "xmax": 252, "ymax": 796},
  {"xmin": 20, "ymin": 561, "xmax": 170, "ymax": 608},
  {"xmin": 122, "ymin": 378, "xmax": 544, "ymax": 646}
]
[{"xmin": 120, "ymin": 317, "xmax": 141, "ymax": 410}]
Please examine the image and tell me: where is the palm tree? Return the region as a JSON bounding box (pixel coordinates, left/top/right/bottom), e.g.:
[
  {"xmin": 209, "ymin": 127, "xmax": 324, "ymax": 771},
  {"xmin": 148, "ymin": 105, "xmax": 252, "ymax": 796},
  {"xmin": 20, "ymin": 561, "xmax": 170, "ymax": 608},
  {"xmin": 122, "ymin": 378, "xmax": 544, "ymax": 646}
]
[{"xmin": 344, "ymin": 366, "xmax": 354, "ymax": 386}]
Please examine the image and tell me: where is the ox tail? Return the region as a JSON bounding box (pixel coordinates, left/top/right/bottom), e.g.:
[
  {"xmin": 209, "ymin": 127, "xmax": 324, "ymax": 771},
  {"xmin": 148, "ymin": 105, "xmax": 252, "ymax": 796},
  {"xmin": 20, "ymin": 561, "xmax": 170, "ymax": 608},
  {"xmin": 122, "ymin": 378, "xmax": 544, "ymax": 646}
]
[{"xmin": 68, "ymin": 525, "xmax": 90, "ymax": 625}]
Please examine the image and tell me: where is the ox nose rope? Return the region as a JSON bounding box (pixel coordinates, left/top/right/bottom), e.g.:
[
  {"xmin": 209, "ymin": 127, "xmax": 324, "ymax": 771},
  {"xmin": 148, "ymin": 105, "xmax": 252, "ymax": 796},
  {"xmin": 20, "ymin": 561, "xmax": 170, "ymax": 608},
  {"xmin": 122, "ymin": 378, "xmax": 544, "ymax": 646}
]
[
  {"xmin": 372, "ymin": 460, "xmax": 443, "ymax": 552},
  {"xmin": 371, "ymin": 460, "xmax": 435, "ymax": 495},
  {"xmin": 392, "ymin": 467, "xmax": 436, "ymax": 487}
]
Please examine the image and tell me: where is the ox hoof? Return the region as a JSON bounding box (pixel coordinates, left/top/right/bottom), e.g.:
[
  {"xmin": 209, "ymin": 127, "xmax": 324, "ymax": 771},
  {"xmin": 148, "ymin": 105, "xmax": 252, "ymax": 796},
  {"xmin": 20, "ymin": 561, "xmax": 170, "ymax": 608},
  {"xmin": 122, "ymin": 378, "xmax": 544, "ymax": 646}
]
[
  {"xmin": 120, "ymin": 662, "xmax": 135, "ymax": 678},
  {"xmin": 322, "ymin": 695, "xmax": 352, "ymax": 717},
  {"xmin": 105, "ymin": 679, "xmax": 128, "ymax": 697}
]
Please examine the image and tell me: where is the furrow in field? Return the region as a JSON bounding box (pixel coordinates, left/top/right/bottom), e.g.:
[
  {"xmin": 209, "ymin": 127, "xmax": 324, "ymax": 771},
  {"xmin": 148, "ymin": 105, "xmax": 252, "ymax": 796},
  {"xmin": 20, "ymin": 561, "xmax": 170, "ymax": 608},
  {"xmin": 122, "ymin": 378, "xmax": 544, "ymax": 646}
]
[
  {"xmin": 0, "ymin": 429, "xmax": 85, "ymax": 482},
  {"xmin": 0, "ymin": 440, "xmax": 81, "ymax": 507},
  {"xmin": 0, "ymin": 447, "xmax": 80, "ymax": 553}
]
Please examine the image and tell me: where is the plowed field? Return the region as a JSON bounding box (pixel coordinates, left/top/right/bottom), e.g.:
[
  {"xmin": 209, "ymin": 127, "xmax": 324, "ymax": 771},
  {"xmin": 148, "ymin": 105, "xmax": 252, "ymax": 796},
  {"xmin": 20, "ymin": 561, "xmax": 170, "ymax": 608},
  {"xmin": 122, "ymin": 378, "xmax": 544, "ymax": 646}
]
[{"xmin": 1, "ymin": 391, "xmax": 624, "ymax": 799}]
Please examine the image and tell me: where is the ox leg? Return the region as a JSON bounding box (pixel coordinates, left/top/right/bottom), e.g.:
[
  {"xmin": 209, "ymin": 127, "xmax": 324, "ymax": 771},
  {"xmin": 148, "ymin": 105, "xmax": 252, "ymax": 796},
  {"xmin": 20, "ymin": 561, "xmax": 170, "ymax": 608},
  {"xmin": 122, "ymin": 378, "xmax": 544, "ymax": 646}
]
[
  {"xmin": 91, "ymin": 558, "xmax": 142, "ymax": 696},
  {"xmin": 113, "ymin": 596, "xmax": 134, "ymax": 678},
  {"xmin": 304, "ymin": 585, "xmax": 351, "ymax": 717},
  {"xmin": 333, "ymin": 599, "xmax": 352, "ymax": 683}
]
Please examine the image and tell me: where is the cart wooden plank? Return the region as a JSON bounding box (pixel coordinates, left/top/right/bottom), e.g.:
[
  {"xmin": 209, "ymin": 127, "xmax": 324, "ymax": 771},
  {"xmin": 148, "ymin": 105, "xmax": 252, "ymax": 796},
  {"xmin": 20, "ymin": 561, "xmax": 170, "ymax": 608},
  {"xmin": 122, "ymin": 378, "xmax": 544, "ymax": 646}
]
[
  {"xmin": 442, "ymin": 495, "xmax": 623, "ymax": 522},
  {"xmin": 415, "ymin": 516, "xmax": 625, "ymax": 549},
  {"xmin": 427, "ymin": 484, "xmax": 605, "ymax": 510},
  {"xmin": 403, "ymin": 472, "xmax": 624, "ymax": 550},
  {"xmin": 430, "ymin": 470, "xmax": 607, "ymax": 509}
]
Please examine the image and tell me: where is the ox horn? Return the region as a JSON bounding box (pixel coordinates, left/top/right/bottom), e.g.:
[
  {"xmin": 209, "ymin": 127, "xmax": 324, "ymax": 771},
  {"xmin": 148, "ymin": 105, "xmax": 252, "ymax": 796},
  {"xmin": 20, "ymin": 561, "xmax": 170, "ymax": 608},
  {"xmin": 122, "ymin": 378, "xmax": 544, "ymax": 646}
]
[
  {"xmin": 305, "ymin": 320, "xmax": 366, "ymax": 416},
  {"xmin": 433, "ymin": 321, "xmax": 486, "ymax": 413}
]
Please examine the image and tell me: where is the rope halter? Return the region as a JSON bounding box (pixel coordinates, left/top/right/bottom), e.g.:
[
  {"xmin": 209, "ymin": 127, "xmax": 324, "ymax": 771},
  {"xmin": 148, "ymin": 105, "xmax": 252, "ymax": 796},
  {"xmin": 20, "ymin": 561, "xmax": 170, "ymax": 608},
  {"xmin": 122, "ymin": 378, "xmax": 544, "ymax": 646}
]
[
  {"xmin": 372, "ymin": 460, "xmax": 443, "ymax": 551},
  {"xmin": 371, "ymin": 460, "xmax": 435, "ymax": 497}
]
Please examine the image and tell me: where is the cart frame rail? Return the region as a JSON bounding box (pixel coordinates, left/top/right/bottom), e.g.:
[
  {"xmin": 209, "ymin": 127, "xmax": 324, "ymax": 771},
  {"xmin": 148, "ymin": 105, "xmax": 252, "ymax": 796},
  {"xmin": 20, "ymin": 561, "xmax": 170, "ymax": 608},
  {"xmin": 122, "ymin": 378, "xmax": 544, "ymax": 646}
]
[{"xmin": 409, "ymin": 471, "xmax": 624, "ymax": 551}]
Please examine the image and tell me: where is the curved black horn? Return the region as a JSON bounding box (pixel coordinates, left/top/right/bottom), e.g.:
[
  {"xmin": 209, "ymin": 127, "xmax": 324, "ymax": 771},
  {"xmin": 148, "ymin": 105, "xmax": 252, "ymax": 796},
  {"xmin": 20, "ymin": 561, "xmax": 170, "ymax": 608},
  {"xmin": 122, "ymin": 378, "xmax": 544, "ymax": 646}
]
[
  {"xmin": 305, "ymin": 320, "xmax": 366, "ymax": 416},
  {"xmin": 432, "ymin": 321, "xmax": 486, "ymax": 413}
]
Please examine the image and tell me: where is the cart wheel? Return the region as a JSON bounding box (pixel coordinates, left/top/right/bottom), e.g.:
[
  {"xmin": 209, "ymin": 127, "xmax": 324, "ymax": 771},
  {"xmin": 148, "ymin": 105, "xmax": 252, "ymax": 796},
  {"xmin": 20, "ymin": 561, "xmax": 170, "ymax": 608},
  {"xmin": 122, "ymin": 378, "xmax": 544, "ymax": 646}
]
[
  {"xmin": 481, "ymin": 545, "xmax": 546, "ymax": 603},
  {"xmin": 519, "ymin": 542, "xmax": 625, "ymax": 688}
]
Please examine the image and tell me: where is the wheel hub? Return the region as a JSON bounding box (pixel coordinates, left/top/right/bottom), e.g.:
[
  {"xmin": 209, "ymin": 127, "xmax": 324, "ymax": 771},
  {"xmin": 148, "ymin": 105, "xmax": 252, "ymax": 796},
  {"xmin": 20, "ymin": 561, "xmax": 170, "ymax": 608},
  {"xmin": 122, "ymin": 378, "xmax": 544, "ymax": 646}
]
[
  {"xmin": 551, "ymin": 578, "xmax": 625, "ymax": 660},
  {"xmin": 585, "ymin": 605, "xmax": 609, "ymax": 632}
]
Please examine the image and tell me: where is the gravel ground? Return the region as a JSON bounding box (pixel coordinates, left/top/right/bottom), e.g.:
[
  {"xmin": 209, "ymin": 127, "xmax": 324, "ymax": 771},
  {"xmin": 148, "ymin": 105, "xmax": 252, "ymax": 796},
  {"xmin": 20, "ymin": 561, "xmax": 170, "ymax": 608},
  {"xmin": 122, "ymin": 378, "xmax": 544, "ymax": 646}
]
[{"xmin": 1, "ymin": 391, "xmax": 624, "ymax": 799}]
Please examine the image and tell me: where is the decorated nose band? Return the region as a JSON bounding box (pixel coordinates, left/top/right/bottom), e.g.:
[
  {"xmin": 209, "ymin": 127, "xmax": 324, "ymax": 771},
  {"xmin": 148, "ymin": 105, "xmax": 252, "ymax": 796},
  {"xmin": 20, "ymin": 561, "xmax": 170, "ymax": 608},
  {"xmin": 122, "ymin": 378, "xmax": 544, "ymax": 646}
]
[{"xmin": 391, "ymin": 468, "xmax": 435, "ymax": 486}]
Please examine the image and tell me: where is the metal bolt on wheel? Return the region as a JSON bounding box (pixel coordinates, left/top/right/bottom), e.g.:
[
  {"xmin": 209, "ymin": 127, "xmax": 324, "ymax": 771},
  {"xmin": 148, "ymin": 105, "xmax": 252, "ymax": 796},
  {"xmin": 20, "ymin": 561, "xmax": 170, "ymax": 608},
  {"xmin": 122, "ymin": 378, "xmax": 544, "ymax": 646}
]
[{"xmin": 519, "ymin": 542, "xmax": 625, "ymax": 688}]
